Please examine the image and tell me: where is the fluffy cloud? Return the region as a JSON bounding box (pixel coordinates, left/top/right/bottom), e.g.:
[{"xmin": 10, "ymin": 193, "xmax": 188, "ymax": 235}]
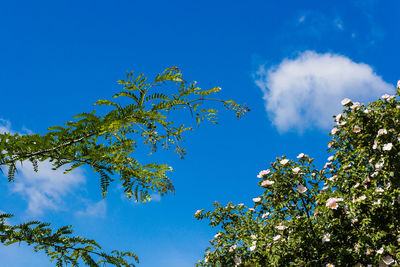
[{"xmin": 255, "ymin": 51, "xmax": 393, "ymax": 132}]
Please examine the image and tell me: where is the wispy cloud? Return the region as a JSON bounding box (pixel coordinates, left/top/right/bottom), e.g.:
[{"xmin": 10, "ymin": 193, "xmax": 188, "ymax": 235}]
[
  {"xmin": 298, "ymin": 15, "xmax": 305, "ymax": 23},
  {"xmin": 149, "ymin": 193, "xmax": 162, "ymax": 202},
  {"xmin": 11, "ymin": 160, "xmax": 86, "ymax": 216},
  {"xmin": 0, "ymin": 119, "xmax": 86, "ymax": 217},
  {"xmin": 333, "ymin": 17, "xmax": 344, "ymax": 31},
  {"xmin": 0, "ymin": 119, "xmax": 13, "ymax": 134},
  {"xmin": 294, "ymin": 11, "xmax": 345, "ymax": 36},
  {"xmin": 255, "ymin": 51, "xmax": 393, "ymax": 133},
  {"xmin": 75, "ymin": 199, "xmax": 107, "ymax": 218}
]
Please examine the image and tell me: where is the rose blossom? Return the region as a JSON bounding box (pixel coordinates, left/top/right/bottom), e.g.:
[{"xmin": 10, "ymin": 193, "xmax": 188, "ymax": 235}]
[
  {"xmin": 351, "ymin": 102, "xmax": 360, "ymax": 109},
  {"xmin": 373, "ymin": 141, "xmax": 378, "ymax": 149},
  {"xmin": 280, "ymin": 159, "xmax": 289, "ymax": 165},
  {"xmin": 377, "ymin": 129, "xmax": 387, "ymax": 136},
  {"xmin": 382, "ymin": 255, "xmax": 394, "ymax": 265},
  {"xmin": 326, "ymin": 197, "xmax": 343, "ymax": 209},
  {"xmin": 195, "ymin": 210, "xmax": 202, "ymax": 216},
  {"xmin": 341, "ymin": 98, "xmax": 351, "ymax": 106},
  {"xmin": 373, "ymin": 199, "xmax": 381, "ymax": 205},
  {"xmin": 257, "ymin": 169, "xmax": 270, "ymax": 178},
  {"xmin": 327, "ymin": 175, "xmax": 337, "ymax": 181},
  {"xmin": 292, "ymin": 167, "xmax": 301, "ymax": 174},
  {"xmin": 383, "ymin": 143, "xmax": 393, "ymax": 151},
  {"xmin": 273, "ymin": 235, "xmax": 281, "ymax": 241},
  {"xmin": 322, "ymin": 233, "xmax": 330, "ymax": 243},
  {"xmin": 234, "ymin": 257, "xmax": 242, "ymax": 266},
  {"xmin": 331, "ymin": 127, "xmax": 338, "ymax": 135},
  {"xmin": 297, "ymin": 153, "xmax": 305, "ymax": 159},
  {"xmin": 353, "ymin": 125, "xmax": 361, "ymax": 133},
  {"xmin": 262, "ymin": 212, "xmax": 270, "ymax": 219},
  {"xmin": 354, "ymin": 195, "xmax": 366, "ymax": 202},
  {"xmin": 275, "ymin": 225, "xmax": 287, "ymax": 231},
  {"xmin": 296, "ymin": 185, "xmax": 308, "ymax": 193},
  {"xmin": 261, "ymin": 180, "xmax": 275, "ymax": 187},
  {"xmin": 253, "ymin": 197, "xmax": 261, "ymax": 203},
  {"xmin": 375, "ymin": 187, "xmax": 384, "ymax": 193},
  {"xmin": 335, "ymin": 114, "xmax": 342, "ymax": 122},
  {"xmin": 375, "ymin": 161, "xmax": 384, "ymax": 170},
  {"xmin": 365, "ymin": 248, "xmax": 373, "ymax": 255}
]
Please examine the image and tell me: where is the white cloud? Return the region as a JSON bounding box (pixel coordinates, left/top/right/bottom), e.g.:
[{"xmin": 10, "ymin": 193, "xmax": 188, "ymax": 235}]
[
  {"xmin": 75, "ymin": 199, "xmax": 106, "ymax": 218},
  {"xmin": 255, "ymin": 51, "xmax": 394, "ymax": 133},
  {"xmin": 11, "ymin": 160, "xmax": 86, "ymax": 216},
  {"xmin": 0, "ymin": 119, "xmax": 86, "ymax": 216}
]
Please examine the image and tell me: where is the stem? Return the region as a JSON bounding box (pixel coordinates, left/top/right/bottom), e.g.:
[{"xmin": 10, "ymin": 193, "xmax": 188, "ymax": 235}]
[{"xmin": 1, "ymin": 132, "xmax": 97, "ymax": 165}]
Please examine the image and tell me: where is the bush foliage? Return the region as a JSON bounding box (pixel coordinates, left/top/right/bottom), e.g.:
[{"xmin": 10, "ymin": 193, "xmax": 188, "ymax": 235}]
[{"xmin": 195, "ymin": 85, "xmax": 400, "ymax": 266}]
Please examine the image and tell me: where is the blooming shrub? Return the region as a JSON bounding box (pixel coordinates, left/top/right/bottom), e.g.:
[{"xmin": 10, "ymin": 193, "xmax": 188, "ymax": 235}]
[{"xmin": 195, "ymin": 83, "xmax": 400, "ymax": 266}]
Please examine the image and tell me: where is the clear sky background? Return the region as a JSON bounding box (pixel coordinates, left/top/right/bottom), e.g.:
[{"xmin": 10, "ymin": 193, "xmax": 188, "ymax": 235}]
[{"xmin": 0, "ymin": 0, "xmax": 399, "ymax": 266}]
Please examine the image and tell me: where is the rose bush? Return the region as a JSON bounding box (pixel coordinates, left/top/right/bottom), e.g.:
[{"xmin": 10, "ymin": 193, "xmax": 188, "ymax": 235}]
[{"xmin": 195, "ymin": 83, "xmax": 400, "ymax": 266}]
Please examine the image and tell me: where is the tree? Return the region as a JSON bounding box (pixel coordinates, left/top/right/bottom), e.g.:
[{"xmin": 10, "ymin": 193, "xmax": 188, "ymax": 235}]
[
  {"xmin": 195, "ymin": 84, "xmax": 400, "ymax": 266},
  {"xmin": 0, "ymin": 67, "xmax": 249, "ymax": 266}
]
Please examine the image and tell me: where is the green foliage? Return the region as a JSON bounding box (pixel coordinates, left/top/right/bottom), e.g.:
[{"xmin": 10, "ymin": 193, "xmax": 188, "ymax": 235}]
[
  {"xmin": 0, "ymin": 67, "xmax": 249, "ymax": 266},
  {"xmin": 195, "ymin": 91, "xmax": 400, "ymax": 266},
  {"xmin": 0, "ymin": 66, "xmax": 248, "ymax": 200},
  {"xmin": 0, "ymin": 214, "xmax": 138, "ymax": 266}
]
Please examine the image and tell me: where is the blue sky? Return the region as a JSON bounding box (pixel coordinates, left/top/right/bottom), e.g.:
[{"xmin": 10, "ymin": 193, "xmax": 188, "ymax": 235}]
[{"xmin": 0, "ymin": 0, "xmax": 399, "ymax": 266}]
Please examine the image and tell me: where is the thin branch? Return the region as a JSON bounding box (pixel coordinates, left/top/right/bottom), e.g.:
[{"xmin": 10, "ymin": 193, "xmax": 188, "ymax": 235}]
[{"xmin": 1, "ymin": 131, "xmax": 97, "ymax": 165}]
